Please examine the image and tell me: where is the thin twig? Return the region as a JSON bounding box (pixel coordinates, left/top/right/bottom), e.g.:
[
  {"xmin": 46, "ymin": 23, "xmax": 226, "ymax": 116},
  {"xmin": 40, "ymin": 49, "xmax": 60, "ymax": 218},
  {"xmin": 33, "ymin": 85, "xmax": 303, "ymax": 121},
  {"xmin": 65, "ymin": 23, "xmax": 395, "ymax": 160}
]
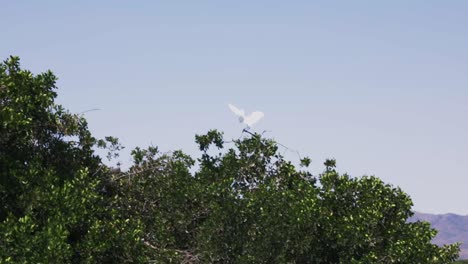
[{"xmin": 79, "ymin": 108, "xmax": 101, "ymax": 114}]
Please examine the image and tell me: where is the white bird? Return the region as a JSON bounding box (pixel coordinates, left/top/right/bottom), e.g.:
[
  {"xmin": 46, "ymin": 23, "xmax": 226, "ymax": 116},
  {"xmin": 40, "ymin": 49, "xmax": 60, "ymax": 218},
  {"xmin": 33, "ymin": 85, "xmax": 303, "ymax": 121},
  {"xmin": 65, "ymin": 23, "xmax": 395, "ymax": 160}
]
[{"xmin": 228, "ymin": 104, "xmax": 264, "ymax": 128}]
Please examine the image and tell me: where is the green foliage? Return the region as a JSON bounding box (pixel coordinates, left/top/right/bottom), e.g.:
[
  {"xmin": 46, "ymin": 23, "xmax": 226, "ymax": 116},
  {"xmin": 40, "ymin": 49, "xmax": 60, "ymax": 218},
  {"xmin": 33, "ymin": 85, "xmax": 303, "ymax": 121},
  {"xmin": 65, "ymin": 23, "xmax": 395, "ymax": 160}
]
[
  {"xmin": 0, "ymin": 56, "xmax": 461, "ymax": 263},
  {"xmin": 0, "ymin": 57, "xmax": 146, "ymax": 263},
  {"xmin": 120, "ymin": 130, "xmax": 459, "ymax": 263}
]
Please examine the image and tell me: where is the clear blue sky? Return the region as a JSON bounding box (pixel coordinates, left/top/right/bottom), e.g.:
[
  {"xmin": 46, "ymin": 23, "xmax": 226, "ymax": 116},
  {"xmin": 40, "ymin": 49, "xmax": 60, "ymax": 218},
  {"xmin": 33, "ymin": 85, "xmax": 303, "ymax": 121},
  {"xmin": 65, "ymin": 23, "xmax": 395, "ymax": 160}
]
[{"xmin": 2, "ymin": 1, "xmax": 468, "ymax": 214}]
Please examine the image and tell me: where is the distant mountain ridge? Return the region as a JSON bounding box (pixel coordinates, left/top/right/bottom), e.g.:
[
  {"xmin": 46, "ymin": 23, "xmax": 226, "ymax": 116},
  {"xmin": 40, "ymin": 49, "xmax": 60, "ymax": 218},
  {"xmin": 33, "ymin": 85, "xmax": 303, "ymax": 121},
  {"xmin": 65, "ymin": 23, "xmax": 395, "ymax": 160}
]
[{"xmin": 409, "ymin": 212, "xmax": 468, "ymax": 259}]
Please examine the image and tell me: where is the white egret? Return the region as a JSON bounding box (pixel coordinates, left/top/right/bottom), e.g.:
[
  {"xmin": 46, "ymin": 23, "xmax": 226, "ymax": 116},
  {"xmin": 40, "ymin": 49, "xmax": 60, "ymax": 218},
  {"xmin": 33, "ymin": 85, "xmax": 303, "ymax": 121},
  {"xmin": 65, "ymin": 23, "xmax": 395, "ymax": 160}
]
[{"xmin": 228, "ymin": 104, "xmax": 264, "ymax": 128}]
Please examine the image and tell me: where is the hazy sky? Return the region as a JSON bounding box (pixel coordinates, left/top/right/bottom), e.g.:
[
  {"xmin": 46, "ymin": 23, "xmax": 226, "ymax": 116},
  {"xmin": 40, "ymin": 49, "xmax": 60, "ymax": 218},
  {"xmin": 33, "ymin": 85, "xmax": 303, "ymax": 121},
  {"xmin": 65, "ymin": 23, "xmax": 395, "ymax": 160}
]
[{"xmin": 2, "ymin": 1, "xmax": 467, "ymax": 214}]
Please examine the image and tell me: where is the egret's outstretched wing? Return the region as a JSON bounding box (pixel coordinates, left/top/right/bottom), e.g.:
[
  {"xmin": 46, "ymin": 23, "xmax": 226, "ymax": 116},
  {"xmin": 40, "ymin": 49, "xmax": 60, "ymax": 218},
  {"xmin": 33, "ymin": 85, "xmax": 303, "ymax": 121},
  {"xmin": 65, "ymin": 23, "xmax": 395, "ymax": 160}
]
[
  {"xmin": 244, "ymin": 111, "xmax": 264, "ymax": 127},
  {"xmin": 228, "ymin": 104, "xmax": 244, "ymax": 117}
]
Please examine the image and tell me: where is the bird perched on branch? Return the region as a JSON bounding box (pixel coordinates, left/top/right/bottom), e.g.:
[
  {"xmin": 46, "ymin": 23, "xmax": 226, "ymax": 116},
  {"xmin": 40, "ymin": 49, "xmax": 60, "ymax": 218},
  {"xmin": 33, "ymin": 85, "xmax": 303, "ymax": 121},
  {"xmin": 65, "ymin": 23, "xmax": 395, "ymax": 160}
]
[{"xmin": 228, "ymin": 103, "xmax": 264, "ymax": 129}]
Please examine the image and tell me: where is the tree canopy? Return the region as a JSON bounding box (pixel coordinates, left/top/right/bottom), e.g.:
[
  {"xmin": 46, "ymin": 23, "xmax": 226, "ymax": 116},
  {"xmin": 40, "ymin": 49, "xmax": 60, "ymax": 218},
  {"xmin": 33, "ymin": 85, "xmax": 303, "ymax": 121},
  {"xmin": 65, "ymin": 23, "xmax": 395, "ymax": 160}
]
[{"xmin": 0, "ymin": 56, "xmax": 460, "ymax": 263}]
